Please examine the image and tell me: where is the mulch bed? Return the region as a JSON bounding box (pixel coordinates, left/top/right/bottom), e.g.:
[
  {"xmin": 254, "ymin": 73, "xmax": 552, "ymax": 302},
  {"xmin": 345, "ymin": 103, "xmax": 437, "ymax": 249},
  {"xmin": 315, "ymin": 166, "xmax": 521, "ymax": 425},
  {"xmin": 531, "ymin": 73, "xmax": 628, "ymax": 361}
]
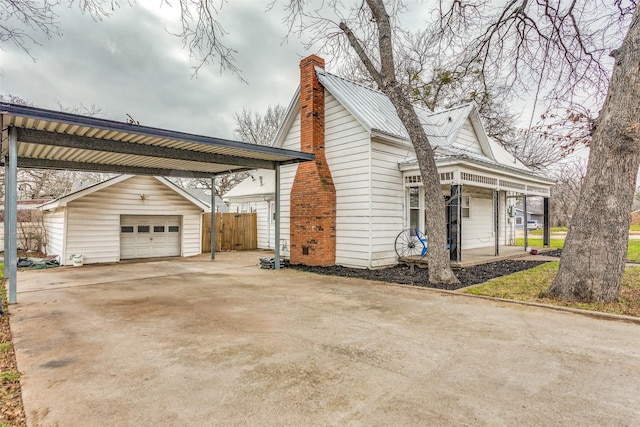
[{"xmin": 291, "ymin": 250, "xmax": 562, "ymax": 291}]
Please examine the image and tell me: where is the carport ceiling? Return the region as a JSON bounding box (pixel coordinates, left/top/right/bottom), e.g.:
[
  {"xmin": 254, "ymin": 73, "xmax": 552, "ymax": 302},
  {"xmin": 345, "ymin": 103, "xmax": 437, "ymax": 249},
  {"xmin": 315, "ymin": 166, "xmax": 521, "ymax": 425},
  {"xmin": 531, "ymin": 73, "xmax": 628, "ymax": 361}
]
[{"xmin": 0, "ymin": 102, "xmax": 314, "ymax": 177}]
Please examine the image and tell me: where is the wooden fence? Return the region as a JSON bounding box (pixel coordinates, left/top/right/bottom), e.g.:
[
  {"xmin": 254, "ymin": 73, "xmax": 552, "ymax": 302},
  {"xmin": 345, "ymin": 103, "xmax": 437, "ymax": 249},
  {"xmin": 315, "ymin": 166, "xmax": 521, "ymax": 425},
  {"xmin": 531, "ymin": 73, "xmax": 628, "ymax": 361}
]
[{"xmin": 202, "ymin": 212, "xmax": 257, "ymax": 252}]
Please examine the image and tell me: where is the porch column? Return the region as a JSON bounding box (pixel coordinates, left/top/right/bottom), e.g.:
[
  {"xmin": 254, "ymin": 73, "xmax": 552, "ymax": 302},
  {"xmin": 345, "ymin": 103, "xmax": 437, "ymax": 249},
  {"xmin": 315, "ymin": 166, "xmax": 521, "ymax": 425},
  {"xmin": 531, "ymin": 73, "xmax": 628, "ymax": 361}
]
[
  {"xmin": 449, "ymin": 185, "xmax": 462, "ymax": 262},
  {"xmin": 543, "ymin": 197, "xmax": 550, "ymax": 247},
  {"xmin": 210, "ymin": 176, "xmax": 215, "ymax": 260},
  {"xmin": 494, "ymin": 190, "xmax": 500, "ymax": 256},
  {"xmin": 274, "ymin": 164, "xmax": 281, "ymax": 269},
  {"xmin": 523, "ymin": 194, "xmax": 528, "ymax": 251},
  {"xmin": 7, "ymin": 127, "xmax": 18, "ymax": 304}
]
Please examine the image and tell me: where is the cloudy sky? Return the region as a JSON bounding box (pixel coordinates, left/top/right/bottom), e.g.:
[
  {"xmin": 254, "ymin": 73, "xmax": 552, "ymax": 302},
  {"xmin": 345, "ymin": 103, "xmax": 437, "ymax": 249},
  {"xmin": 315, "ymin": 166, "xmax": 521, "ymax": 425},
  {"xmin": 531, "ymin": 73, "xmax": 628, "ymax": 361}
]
[{"xmin": 0, "ymin": 1, "xmax": 332, "ymax": 140}]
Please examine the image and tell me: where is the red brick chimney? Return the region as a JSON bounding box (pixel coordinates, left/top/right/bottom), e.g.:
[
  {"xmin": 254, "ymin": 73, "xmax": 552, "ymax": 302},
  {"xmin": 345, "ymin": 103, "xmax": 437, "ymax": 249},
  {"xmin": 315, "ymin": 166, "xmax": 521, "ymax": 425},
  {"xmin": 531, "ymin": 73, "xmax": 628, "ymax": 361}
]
[{"xmin": 290, "ymin": 55, "xmax": 336, "ymax": 266}]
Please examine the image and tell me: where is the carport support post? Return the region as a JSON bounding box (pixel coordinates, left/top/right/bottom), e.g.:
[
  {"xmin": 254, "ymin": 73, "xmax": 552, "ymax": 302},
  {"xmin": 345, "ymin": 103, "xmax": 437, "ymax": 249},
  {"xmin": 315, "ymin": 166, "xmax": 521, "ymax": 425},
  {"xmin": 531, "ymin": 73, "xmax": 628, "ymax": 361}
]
[
  {"xmin": 274, "ymin": 164, "xmax": 281, "ymax": 269},
  {"xmin": 211, "ymin": 176, "xmax": 215, "ymax": 260},
  {"xmin": 523, "ymin": 195, "xmax": 528, "ymax": 251},
  {"xmin": 7, "ymin": 127, "xmax": 18, "ymax": 304},
  {"xmin": 449, "ymin": 185, "xmax": 462, "ymax": 262},
  {"xmin": 543, "ymin": 197, "xmax": 550, "ymax": 247},
  {"xmin": 494, "ymin": 190, "xmax": 499, "ymax": 256}
]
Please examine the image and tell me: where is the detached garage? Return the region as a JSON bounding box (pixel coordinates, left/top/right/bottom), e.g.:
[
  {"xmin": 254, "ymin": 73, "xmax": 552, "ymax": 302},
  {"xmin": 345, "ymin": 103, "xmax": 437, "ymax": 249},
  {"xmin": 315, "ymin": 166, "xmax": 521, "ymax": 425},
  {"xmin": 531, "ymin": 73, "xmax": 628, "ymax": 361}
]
[{"xmin": 40, "ymin": 175, "xmax": 209, "ymax": 265}]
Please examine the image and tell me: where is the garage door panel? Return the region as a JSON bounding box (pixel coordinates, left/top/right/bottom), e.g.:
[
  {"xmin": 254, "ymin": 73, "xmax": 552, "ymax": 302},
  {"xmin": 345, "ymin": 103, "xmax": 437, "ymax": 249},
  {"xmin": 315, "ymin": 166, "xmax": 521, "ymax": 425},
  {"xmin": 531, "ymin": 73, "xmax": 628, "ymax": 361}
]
[{"xmin": 120, "ymin": 215, "xmax": 181, "ymax": 260}]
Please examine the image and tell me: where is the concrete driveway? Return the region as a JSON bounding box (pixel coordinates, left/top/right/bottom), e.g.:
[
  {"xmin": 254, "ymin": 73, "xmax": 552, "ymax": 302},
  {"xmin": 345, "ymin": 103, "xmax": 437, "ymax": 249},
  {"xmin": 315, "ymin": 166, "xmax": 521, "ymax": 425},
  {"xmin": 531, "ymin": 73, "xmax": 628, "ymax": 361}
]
[{"xmin": 10, "ymin": 252, "xmax": 640, "ymax": 426}]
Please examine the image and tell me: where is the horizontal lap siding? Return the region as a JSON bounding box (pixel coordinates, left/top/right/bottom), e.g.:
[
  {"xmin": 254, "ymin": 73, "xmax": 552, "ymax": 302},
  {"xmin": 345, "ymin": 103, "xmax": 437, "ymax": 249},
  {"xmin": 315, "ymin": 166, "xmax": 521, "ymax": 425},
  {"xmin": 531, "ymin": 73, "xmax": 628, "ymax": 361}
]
[
  {"xmin": 278, "ymin": 114, "xmax": 301, "ymax": 257},
  {"xmin": 370, "ymin": 141, "xmax": 407, "ymax": 267},
  {"xmin": 453, "ymin": 119, "xmax": 483, "ymax": 154},
  {"xmin": 43, "ymin": 209, "xmax": 65, "ymax": 261},
  {"xmin": 324, "ymin": 93, "xmax": 372, "ymax": 268},
  {"xmin": 65, "ymin": 176, "xmax": 203, "ymax": 264},
  {"xmin": 182, "ymin": 214, "xmax": 202, "ymax": 256},
  {"xmin": 462, "ymin": 194, "xmax": 494, "ymax": 249},
  {"xmin": 255, "ymin": 201, "xmax": 274, "ymax": 249}
]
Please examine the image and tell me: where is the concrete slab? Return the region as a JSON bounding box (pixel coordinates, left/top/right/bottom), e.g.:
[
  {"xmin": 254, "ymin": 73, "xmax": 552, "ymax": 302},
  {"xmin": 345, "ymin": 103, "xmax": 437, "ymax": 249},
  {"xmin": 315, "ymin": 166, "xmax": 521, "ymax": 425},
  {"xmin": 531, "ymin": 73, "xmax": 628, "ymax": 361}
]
[{"xmin": 9, "ymin": 251, "xmax": 640, "ymax": 426}]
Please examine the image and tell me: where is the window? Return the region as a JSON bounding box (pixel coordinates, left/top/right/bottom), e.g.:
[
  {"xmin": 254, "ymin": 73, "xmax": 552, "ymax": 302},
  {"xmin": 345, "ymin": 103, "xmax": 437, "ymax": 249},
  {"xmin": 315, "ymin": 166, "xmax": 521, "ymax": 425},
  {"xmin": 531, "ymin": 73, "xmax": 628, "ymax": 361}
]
[
  {"xmin": 168, "ymin": 226, "xmax": 180, "ymax": 232},
  {"xmin": 516, "ymin": 217, "xmax": 523, "ymax": 225},
  {"xmin": 121, "ymin": 226, "xmax": 134, "ymax": 233},
  {"xmin": 462, "ymin": 196, "xmax": 470, "ymax": 219},
  {"xmin": 138, "ymin": 225, "xmax": 150, "ymax": 233},
  {"xmin": 153, "ymin": 226, "xmax": 165, "ymax": 233},
  {"xmin": 409, "ymin": 187, "xmax": 420, "ymax": 230},
  {"xmin": 270, "ymin": 202, "xmax": 276, "ymax": 222}
]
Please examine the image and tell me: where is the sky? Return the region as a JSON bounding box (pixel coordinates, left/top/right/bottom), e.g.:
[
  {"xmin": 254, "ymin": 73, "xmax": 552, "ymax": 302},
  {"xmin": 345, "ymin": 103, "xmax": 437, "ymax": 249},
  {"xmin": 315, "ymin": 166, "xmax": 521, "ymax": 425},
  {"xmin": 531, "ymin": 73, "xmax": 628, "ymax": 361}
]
[{"xmin": 0, "ymin": 1, "xmax": 322, "ymax": 140}]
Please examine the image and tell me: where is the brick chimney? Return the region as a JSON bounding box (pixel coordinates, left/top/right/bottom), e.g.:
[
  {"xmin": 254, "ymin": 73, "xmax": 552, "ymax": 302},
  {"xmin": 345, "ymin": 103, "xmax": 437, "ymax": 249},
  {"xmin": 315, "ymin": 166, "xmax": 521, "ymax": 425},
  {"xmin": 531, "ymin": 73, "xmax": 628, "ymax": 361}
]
[{"xmin": 290, "ymin": 55, "xmax": 336, "ymax": 266}]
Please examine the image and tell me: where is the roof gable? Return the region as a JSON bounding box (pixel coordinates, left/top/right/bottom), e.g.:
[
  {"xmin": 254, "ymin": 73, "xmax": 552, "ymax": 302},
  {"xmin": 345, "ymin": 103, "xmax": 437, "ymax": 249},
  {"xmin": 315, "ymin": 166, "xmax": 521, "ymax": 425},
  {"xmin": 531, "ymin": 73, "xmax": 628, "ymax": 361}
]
[
  {"xmin": 224, "ymin": 169, "xmax": 275, "ymax": 199},
  {"xmin": 39, "ymin": 175, "xmax": 210, "ymax": 211}
]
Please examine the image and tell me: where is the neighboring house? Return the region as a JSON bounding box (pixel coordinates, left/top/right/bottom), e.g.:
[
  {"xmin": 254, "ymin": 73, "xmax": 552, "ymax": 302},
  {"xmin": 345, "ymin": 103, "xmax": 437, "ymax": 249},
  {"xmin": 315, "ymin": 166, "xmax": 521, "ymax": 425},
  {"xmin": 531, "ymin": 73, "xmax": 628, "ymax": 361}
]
[
  {"xmin": 513, "ymin": 206, "xmax": 545, "ymax": 228},
  {"xmin": 631, "ymin": 210, "xmax": 640, "ymax": 225},
  {"xmin": 39, "ymin": 175, "xmax": 209, "ymax": 266},
  {"xmin": 224, "ymin": 169, "xmax": 276, "ymax": 250},
  {"xmin": 184, "ymin": 188, "xmax": 229, "ymax": 213},
  {"xmin": 229, "ymin": 55, "xmax": 555, "ymax": 269}
]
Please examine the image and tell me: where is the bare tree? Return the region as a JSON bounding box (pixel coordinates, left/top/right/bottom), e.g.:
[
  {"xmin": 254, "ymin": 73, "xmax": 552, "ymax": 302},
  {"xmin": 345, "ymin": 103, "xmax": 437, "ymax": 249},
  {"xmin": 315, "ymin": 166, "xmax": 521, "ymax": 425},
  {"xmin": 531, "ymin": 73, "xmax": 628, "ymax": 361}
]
[
  {"xmin": 439, "ymin": 0, "xmax": 639, "ymax": 301},
  {"xmin": 234, "ymin": 105, "xmax": 285, "ymax": 146},
  {"xmin": 1, "ymin": 0, "xmax": 240, "ymax": 76},
  {"xmin": 550, "ymin": 158, "xmax": 587, "ymax": 226}
]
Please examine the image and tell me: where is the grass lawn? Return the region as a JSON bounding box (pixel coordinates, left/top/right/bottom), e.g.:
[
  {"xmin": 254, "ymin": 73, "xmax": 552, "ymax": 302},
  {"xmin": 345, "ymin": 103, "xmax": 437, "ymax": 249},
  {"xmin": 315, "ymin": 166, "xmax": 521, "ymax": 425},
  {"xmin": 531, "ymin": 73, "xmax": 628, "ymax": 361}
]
[
  {"xmin": 465, "ymin": 262, "xmax": 640, "ymax": 317},
  {"xmin": 515, "ymin": 238, "xmax": 640, "ymax": 262}
]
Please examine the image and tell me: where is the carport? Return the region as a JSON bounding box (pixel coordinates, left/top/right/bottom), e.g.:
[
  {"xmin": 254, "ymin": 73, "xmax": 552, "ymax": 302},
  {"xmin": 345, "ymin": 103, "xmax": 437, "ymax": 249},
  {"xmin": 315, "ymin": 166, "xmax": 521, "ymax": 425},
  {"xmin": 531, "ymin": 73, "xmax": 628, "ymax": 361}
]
[{"xmin": 1, "ymin": 102, "xmax": 314, "ymax": 303}]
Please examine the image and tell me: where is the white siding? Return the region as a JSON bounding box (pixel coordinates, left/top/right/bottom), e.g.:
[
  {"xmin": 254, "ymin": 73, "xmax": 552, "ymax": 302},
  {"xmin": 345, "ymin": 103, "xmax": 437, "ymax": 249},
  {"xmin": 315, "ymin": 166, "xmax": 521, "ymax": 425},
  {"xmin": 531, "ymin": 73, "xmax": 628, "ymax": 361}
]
[
  {"xmin": 64, "ymin": 176, "xmax": 203, "ymax": 265},
  {"xmin": 370, "ymin": 141, "xmax": 409, "ymax": 267},
  {"xmin": 452, "ymin": 119, "xmax": 483, "ymax": 154},
  {"xmin": 461, "ymin": 192, "xmax": 494, "ymax": 249},
  {"xmin": 182, "ymin": 213, "xmax": 202, "ymax": 257},
  {"xmin": 324, "ymin": 93, "xmax": 372, "ymax": 268},
  {"xmin": 43, "ymin": 208, "xmax": 65, "ymax": 261},
  {"xmin": 278, "ymin": 112, "xmax": 301, "ymax": 258}
]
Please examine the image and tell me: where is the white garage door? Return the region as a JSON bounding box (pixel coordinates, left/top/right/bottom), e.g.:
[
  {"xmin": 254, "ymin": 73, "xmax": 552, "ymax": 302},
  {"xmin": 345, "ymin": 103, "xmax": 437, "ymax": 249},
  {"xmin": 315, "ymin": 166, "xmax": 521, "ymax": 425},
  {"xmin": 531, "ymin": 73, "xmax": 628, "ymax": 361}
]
[{"xmin": 120, "ymin": 215, "xmax": 181, "ymax": 259}]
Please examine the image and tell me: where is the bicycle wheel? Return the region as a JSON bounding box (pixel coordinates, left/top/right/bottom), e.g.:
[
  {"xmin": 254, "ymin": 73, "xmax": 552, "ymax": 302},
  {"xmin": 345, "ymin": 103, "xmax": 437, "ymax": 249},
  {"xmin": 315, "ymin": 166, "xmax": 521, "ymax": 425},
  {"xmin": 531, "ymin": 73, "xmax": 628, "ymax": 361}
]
[{"xmin": 394, "ymin": 229, "xmax": 427, "ymax": 259}]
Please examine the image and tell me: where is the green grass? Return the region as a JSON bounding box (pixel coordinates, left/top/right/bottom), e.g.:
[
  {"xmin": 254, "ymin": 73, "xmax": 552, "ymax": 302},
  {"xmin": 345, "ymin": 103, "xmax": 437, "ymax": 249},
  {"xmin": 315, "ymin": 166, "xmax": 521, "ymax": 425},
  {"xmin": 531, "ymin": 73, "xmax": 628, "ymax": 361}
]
[
  {"xmin": 465, "ymin": 262, "xmax": 640, "ymax": 317},
  {"xmin": 515, "ymin": 238, "xmax": 640, "ymax": 262},
  {"xmin": 0, "ymin": 343, "xmax": 10, "ymax": 353},
  {"xmin": 515, "ymin": 238, "xmax": 565, "ymax": 249},
  {"xmin": 0, "ymin": 371, "xmax": 20, "ymax": 384},
  {"xmin": 528, "ymin": 227, "xmax": 568, "ymax": 235},
  {"xmin": 631, "ymin": 225, "xmax": 640, "ymax": 232}
]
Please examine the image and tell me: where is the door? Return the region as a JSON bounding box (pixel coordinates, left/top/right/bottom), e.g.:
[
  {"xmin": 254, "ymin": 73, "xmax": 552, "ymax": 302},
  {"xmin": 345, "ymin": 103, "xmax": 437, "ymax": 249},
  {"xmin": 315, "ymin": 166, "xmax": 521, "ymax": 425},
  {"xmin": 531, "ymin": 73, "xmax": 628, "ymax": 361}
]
[{"xmin": 120, "ymin": 215, "xmax": 181, "ymax": 259}]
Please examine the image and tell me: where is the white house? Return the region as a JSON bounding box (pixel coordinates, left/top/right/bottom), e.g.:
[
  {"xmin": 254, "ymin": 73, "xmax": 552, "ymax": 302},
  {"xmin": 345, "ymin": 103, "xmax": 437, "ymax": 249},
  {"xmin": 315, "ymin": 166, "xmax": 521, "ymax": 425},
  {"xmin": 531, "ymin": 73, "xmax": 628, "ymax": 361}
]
[
  {"xmin": 40, "ymin": 175, "xmax": 209, "ymax": 265},
  {"xmin": 221, "ymin": 55, "xmax": 555, "ymax": 269},
  {"xmin": 224, "ymin": 169, "xmax": 276, "ymax": 250}
]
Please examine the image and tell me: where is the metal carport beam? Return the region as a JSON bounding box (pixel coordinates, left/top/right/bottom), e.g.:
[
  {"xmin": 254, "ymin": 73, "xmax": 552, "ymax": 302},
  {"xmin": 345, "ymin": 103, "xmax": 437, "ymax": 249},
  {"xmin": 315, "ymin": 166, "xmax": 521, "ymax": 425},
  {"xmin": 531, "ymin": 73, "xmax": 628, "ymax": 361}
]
[
  {"xmin": 13, "ymin": 158, "xmax": 231, "ymax": 179},
  {"xmin": 16, "ymin": 128, "xmax": 277, "ymax": 171}
]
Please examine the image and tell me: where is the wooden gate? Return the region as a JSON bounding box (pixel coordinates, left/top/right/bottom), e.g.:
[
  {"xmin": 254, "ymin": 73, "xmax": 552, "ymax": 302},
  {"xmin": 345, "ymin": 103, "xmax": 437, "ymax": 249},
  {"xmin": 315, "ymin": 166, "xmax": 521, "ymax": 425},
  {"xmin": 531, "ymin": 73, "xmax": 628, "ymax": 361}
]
[{"xmin": 202, "ymin": 212, "xmax": 257, "ymax": 252}]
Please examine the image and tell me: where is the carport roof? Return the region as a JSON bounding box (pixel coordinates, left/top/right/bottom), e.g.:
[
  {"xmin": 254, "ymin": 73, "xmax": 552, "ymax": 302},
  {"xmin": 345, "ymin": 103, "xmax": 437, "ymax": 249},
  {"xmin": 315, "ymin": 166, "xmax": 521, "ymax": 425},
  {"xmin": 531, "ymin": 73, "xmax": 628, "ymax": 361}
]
[{"xmin": 0, "ymin": 102, "xmax": 313, "ymax": 178}]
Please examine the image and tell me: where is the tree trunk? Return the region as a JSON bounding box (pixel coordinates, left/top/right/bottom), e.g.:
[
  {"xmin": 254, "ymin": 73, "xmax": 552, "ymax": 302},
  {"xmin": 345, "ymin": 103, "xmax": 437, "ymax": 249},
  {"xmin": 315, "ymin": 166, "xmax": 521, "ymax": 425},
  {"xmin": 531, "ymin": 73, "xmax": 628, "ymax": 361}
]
[
  {"xmin": 385, "ymin": 86, "xmax": 458, "ymax": 284},
  {"xmin": 549, "ymin": 7, "xmax": 640, "ymax": 302},
  {"xmin": 339, "ymin": 0, "xmax": 458, "ymax": 285}
]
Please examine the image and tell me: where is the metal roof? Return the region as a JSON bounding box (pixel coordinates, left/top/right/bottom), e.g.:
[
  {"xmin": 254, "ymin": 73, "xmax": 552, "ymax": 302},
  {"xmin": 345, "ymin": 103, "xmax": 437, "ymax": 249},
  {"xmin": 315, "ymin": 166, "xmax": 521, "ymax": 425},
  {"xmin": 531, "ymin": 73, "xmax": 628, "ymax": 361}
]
[
  {"xmin": 1, "ymin": 103, "xmax": 314, "ymax": 178},
  {"xmin": 315, "ymin": 69, "xmax": 473, "ymax": 147}
]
